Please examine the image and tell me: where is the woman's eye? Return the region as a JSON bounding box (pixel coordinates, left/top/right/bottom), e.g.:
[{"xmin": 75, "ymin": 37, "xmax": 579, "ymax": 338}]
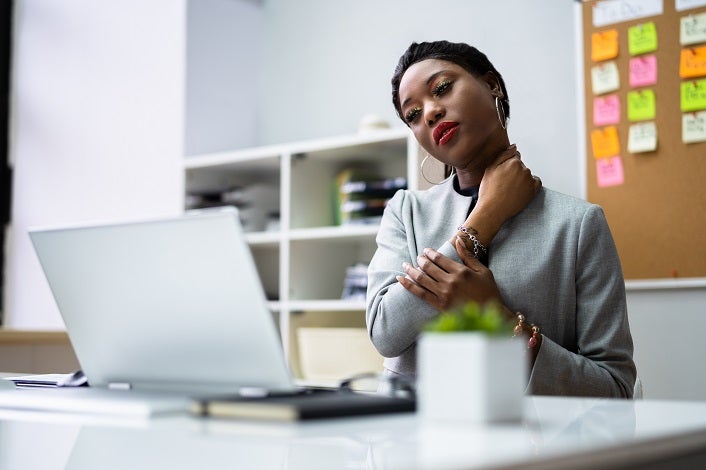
[
  {"xmin": 433, "ymin": 80, "xmax": 452, "ymax": 96},
  {"xmin": 405, "ymin": 107, "xmax": 421, "ymax": 123}
]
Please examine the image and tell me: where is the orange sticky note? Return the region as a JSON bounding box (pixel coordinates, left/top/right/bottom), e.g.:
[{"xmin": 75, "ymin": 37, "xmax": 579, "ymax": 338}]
[
  {"xmin": 591, "ymin": 126, "xmax": 620, "ymax": 159},
  {"xmin": 680, "ymin": 46, "xmax": 706, "ymax": 79},
  {"xmin": 592, "ymin": 30, "xmax": 619, "ymax": 62}
]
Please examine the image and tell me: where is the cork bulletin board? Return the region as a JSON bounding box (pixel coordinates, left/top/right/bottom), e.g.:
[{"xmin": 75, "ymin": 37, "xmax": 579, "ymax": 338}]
[{"xmin": 581, "ymin": 0, "xmax": 706, "ymax": 280}]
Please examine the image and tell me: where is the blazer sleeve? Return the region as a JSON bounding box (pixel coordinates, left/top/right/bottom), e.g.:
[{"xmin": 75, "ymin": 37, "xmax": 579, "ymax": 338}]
[
  {"xmin": 365, "ymin": 191, "xmax": 458, "ymax": 358},
  {"xmin": 527, "ymin": 205, "xmax": 637, "ymax": 398}
]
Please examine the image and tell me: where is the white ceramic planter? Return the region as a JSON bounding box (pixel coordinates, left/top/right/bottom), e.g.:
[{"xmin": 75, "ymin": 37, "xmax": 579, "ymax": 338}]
[{"xmin": 418, "ymin": 332, "xmax": 526, "ymax": 423}]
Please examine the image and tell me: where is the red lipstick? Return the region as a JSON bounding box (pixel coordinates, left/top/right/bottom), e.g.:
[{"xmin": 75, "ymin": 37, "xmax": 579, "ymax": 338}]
[{"xmin": 433, "ymin": 121, "xmax": 459, "ymax": 146}]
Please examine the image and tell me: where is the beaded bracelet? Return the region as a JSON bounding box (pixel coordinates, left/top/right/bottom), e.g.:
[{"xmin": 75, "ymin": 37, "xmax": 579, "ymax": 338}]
[
  {"xmin": 456, "ymin": 225, "xmax": 488, "ymax": 259},
  {"xmin": 513, "ymin": 313, "xmax": 541, "ymax": 349}
]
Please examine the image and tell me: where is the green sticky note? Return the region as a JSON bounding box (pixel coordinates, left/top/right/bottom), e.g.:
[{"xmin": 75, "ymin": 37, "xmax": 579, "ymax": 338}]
[
  {"xmin": 627, "ymin": 89, "xmax": 656, "ymax": 121},
  {"xmin": 628, "ymin": 22, "xmax": 658, "ymax": 56},
  {"xmin": 681, "ymin": 79, "xmax": 706, "ymax": 112}
]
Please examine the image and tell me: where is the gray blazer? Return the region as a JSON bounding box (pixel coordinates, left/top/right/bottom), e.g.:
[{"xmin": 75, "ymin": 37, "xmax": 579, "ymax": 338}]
[{"xmin": 366, "ymin": 182, "xmax": 636, "ymax": 398}]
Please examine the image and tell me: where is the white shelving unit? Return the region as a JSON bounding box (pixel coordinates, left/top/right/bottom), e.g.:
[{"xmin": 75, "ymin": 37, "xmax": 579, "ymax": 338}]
[{"xmin": 183, "ymin": 128, "xmax": 420, "ymax": 377}]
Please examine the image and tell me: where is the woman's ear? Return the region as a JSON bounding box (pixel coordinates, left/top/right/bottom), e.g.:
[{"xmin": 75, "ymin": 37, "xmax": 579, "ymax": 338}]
[{"xmin": 483, "ymin": 71, "xmax": 503, "ymax": 98}]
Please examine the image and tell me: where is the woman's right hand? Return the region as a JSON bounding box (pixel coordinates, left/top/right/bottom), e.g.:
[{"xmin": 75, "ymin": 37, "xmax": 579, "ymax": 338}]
[{"xmin": 475, "ymin": 145, "xmax": 542, "ymax": 224}]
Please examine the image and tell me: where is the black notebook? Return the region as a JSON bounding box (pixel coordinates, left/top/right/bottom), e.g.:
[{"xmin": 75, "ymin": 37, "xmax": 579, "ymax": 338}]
[{"xmin": 191, "ymin": 391, "xmax": 416, "ymax": 421}]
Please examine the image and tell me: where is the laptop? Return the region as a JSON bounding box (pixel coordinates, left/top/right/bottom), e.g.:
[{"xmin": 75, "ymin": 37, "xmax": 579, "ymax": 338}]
[{"xmin": 1, "ymin": 208, "xmax": 299, "ymax": 416}]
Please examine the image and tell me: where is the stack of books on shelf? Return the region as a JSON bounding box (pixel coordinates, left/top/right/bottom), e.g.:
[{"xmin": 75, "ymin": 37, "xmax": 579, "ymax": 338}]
[{"xmin": 334, "ymin": 169, "xmax": 407, "ymax": 226}]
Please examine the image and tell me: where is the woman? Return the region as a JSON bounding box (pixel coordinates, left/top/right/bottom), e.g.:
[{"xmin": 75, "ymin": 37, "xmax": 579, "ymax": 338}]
[{"xmin": 366, "ymin": 41, "xmax": 636, "ymax": 397}]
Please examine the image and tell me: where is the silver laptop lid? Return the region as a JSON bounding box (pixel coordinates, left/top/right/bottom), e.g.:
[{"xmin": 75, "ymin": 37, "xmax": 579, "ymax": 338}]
[{"xmin": 29, "ymin": 208, "xmax": 295, "ymax": 394}]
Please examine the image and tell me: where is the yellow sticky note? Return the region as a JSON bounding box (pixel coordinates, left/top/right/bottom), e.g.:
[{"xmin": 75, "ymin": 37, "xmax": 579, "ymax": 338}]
[
  {"xmin": 628, "ymin": 22, "xmax": 658, "ymax": 56},
  {"xmin": 683, "ymin": 111, "xmax": 706, "ymax": 144},
  {"xmin": 628, "ymin": 122, "xmax": 657, "ymax": 153},
  {"xmin": 681, "ymin": 79, "xmax": 706, "ymax": 112},
  {"xmin": 591, "ymin": 62, "xmax": 620, "ymax": 95},
  {"xmin": 592, "ymin": 29, "xmax": 619, "ymax": 62},
  {"xmin": 627, "ymin": 89, "xmax": 656, "ymax": 121},
  {"xmin": 591, "ymin": 126, "xmax": 620, "ymax": 159},
  {"xmin": 681, "ymin": 13, "xmax": 706, "ymax": 46},
  {"xmin": 680, "ymin": 46, "xmax": 706, "ymax": 79}
]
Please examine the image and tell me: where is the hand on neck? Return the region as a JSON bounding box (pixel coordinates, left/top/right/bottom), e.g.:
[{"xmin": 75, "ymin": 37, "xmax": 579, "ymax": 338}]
[{"xmin": 456, "ymin": 133, "xmax": 512, "ymax": 189}]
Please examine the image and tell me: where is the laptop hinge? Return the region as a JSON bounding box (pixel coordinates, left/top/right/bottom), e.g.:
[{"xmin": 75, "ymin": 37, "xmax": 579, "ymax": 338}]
[{"xmin": 107, "ymin": 382, "xmax": 132, "ymax": 390}]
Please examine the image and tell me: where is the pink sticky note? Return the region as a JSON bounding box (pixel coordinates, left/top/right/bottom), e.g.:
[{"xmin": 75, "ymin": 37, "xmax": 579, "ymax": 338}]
[
  {"xmin": 596, "ymin": 156, "xmax": 624, "ymax": 188},
  {"xmin": 593, "ymin": 94, "xmax": 621, "ymax": 126},
  {"xmin": 629, "ymin": 55, "xmax": 657, "ymax": 88}
]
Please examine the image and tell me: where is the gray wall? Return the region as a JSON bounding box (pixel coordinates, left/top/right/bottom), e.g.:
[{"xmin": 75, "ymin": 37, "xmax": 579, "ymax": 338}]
[
  {"xmin": 186, "ymin": 0, "xmax": 263, "ymax": 155},
  {"xmin": 627, "ymin": 287, "xmax": 706, "ymax": 400},
  {"xmin": 259, "ymin": 0, "xmax": 582, "ymax": 198}
]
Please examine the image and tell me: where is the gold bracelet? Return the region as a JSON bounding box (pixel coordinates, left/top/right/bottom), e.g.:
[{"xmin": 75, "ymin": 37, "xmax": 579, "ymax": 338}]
[{"xmin": 513, "ymin": 313, "xmax": 541, "ymax": 349}]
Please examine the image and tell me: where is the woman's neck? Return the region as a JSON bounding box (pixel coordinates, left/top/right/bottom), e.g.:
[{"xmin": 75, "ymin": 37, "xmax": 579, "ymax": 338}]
[{"xmin": 456, "ymin": 134, "xmax": 511, "ymax": 189}]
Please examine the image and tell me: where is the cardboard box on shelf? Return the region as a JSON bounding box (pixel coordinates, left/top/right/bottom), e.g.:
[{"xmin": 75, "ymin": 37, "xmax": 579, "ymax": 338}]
[{"xmin": 297, "ymin": 327, "xmax": 383, "ymax": 384}]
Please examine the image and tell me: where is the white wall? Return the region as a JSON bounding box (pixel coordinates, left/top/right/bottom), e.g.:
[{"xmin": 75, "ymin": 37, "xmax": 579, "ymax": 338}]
[
  {"xmin": 260, "ymin": 0, "xmax": 581, "ymax": 198},
  {"xmin": 5, "ymin": 0, "xmax": 186, "ymax": 329}
]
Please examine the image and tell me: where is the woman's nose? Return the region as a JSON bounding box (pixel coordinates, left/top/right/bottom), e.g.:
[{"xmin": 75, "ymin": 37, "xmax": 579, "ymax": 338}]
[{"xmin": 425, "ymin": 103, "xmax": 444, "ymax": 126}]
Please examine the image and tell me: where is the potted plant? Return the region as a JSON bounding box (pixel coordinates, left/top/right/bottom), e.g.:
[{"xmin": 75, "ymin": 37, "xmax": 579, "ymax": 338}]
[{"xmin": 417, "ymin": 301, "xmax": 527, "ymax": 423}]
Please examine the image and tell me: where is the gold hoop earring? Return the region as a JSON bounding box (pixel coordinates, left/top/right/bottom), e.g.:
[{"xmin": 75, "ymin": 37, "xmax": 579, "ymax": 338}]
[
  {"xmin": 495, "ymin": 96, "xmax": 507, "ymax": 130},
  {"xmin": 420, "ymin": 155, "xmax": 455, "ymax": 186}
]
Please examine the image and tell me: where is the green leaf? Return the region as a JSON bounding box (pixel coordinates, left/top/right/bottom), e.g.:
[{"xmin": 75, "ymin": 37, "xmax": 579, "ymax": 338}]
[{"xmin": 424, "ymin": 301, "xmax": 514, "ymax": 335}]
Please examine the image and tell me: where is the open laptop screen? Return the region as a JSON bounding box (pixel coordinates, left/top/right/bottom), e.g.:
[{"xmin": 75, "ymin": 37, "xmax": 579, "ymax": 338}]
[{"xmin": 29, "ymin": 208, "xmax": 295, "ymax": 394}]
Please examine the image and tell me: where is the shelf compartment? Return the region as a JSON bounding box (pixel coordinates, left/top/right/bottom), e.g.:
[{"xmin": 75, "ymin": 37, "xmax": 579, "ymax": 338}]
[
  {"xmin": 249, "ymin": 243, "xmax": 280, "ymax": 302},
  {"xmin": 185, "ymin": 153, "xmax": 281, "ymax": 233},
  {"xmin": 286, "ymin": 310, "xmax": 372, "ymax": 379},
  {"xmin": 185, "ymin": 153, "xmax": 281, "ymax": 192},
  {"xmin": 288, "ymin": 236, "xmax": 376, "ymax": 302},
  {"xmin": 289, "ymin": 135, "xmax": 408, "ymax": 230}
]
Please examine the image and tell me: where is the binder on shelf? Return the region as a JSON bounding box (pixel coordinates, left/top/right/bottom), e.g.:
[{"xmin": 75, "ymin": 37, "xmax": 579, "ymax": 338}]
[
  {"xmin": 339, "ymin": 176, "xmax": 408, "ymax": 196},
  {"xmin": 341, "ymin": 263, "xmax": 368, "ymax": 301},
  {"xmin": 334, "ymin": 168, "xmax": 407, "ymax": 226}
]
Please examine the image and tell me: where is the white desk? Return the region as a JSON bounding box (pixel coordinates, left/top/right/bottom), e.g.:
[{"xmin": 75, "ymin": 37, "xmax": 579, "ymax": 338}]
[{"xmin": 1, "ymin": 395, "xmax": 706, "ymax": 469}]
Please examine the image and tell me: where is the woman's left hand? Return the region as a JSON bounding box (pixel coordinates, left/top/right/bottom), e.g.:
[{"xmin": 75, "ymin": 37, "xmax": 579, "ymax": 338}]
[{"xmin": 396, "ymin": 239, "xmax": 502, "ymax": 311}]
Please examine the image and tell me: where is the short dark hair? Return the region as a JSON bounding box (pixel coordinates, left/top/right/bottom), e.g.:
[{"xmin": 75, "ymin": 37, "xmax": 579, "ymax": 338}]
[{"xmin": 391, "ymin": 41, "xmax": 510, "ymax": 123}]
